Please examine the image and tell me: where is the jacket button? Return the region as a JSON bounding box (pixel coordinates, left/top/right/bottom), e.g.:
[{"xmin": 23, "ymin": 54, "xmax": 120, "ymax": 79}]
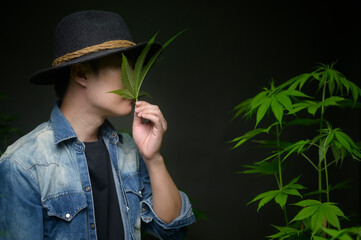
[
  {"xmin": 141, "ymin": 208, "xmax": 146, "ymax": 213},
  {"xmin": 90, "ymin": 223, "xmax": 95, "ymax": 229},
  {"xmin": 65, "ymin": 213, "xmax": 71, "ymax": 219},
  {"xmin": 85, "ymin": 186, "xmax": 91, "ymax": 192},
  {"xmin": 112, "ymin": 132, "xmax": 117, "ymax": 138}
]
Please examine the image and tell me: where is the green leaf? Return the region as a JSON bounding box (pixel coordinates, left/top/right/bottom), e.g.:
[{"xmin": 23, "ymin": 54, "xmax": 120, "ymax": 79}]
[
  {"xmin": 323, "ymin": 204, "xmax": 341, "ymax": 229},
  {"xmin": 274, "ymin": 192, "xmax": 288, "ymax": 209},
  {"xmin": 348, "ymin": 81, "xmax": 361, "ymax": 104},
  {"xmin": 282, "ymin": 140, "xmax": 311, "ymax": 161},
  {"xmin": 275, "ymin": 92, "xmax": 293, "ymax": 112},
  {"xmin": 310, "ymin": 206, "xmax": 325, "ymax": 232},
  {"xmin": 291, "ymin": 205, "xmax": 319, "ymax": 222},
  {"xmin": 248, "ymin": 190, "xmax": 279, "ymax": 212},
  {"xmin": 322, "ymin": 228, "xmax": 354, "ymax": 240},
  {"xmin": 229, "ymin": 127, "xmax": 271, "ymax": 149},
  {"xmin": 121, "ymin": 53, "xmax": 135, "ymax": 94},
  {"xmin": 334, "ymin": 131, "xmax": 352, "ymax": 153},
  {"xmin": 110, "ymin": 30, "xmax": 185, "ymax": 101},
  {"xmin": 287, "ymin": 73, "xmax": 312, "ymax": 90},
  {"xmin": 108, "ymin": 88, "xmax": 135, "ymax": 99},
  {"xmin": 319, "ymin": 137, "xmax": 327, "ymax": 163},
  {"xmin": 256, "ymin": 97, "xmax": 271, "ymax": 127},
  {"xmin": 293, "ymin": 199, "xmax": 321, "ymax": 207},
  {"xmin": 267, "ymin": 225, "xmax": 301, "ymax": 239},
  {"xmin": 325, "ymin": 130, "xmax": 335, "ymax": 146},
  {"xmin": 282, "ymin": 188, "xmax": 303, "ymax": 197},
  {"xmin": 292, "ymin": 200, "xmax": 347, "ymax": 233},
  {"xmin": 319, "ymin": 96, "xmax": 345, "ymax": 107},
  {"xmin": 331, "ymin": 144, "xmax": 347, "ymax": 165},
  {"xmin": 283, "ymin": 89, "xmax": 312, "ymax": 98},
  {"xmin": 308, "ymin": 104, "xmax": 319, "ymax": 116},
  {"xmin": 250, "ymin": 91, "xmax": 268, "ymax": 113},
  {"xmin": 271, "ymin": 95, "xmax": 283, "ymax": 125},
  {"xmin": 241, "ymin": 159, "xmax": 279, "ymax": 175},
  {"xmin": 231, "ymin": 98, "xmax": 252, "ymax": 120}
]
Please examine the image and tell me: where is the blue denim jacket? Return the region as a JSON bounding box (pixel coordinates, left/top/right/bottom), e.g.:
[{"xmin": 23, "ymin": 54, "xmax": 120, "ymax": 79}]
[{"xmin": 0, "ymin": 103, "xmax": 195, "ymax": 240}]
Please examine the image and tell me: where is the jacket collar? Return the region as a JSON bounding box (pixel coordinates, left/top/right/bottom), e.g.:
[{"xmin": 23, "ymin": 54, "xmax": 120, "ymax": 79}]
[{"xmin": 50, "ymin": 102, "xmax": 122, "ymax": 145}]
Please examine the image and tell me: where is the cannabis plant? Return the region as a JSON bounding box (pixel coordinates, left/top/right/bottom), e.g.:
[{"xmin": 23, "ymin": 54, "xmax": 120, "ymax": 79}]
[
  {"xmin": 109, "ymin": 30, "xmax": 185, "ymax": 101},
  {"xmin": 230, "ymin": 62, "xmax": 361, "ymax": 239}
]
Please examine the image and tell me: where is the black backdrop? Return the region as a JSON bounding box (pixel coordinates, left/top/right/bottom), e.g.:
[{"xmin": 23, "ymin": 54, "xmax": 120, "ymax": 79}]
[{"xmin": 1, "ymin": 1, "xmax": 360, "ymax": 239}]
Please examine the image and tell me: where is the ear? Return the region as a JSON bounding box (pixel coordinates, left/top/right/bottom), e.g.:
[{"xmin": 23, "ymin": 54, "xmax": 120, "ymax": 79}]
[{"xmin": 70, "ymin": 63, "xmax": 89, "ymax": 87}]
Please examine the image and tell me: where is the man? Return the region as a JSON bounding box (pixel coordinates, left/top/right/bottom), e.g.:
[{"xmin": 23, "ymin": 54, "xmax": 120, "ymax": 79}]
[{"xmin": 0, "ymin": 10, "xmax": 195, "ymax": 240}]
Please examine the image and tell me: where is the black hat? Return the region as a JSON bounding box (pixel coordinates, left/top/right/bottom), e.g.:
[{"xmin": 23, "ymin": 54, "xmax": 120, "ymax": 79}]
[{"xmin": 29, "ymin": 10, "xmax": 162, "ymax": 85}]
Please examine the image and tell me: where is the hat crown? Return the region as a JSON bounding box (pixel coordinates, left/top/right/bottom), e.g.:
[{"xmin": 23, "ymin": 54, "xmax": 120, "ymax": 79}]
[{"xmin": 53, "ymin": 10, "xmax": 133, "ymax": 59}]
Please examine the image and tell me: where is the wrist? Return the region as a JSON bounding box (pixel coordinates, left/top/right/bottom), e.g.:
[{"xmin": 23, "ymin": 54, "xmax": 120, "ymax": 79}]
[{"xmin": 143, "ymin": 154, "xmax": 165, "ymax": 169}]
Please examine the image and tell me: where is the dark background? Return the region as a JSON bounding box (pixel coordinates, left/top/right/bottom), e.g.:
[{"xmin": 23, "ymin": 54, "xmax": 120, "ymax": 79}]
[{"xmin": 1, "ymin": 1, "xmax": 360, "ymax": 239}]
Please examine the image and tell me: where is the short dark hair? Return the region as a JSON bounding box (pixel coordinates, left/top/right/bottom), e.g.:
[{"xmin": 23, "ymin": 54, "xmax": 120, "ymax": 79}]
[{"xmin": 54, "ymin": 67, "xmax": 70, "ymax": 100}]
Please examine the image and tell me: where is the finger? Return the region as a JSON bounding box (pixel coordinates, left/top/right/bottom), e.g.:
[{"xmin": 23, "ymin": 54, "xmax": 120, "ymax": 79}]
[
  {"xmin": 139, "ymin": 113, "xmax": 165, "ymax": 132},
  {"xmin": 136, "ymin": 108, "xmax": 167, "ymax": 130},
  {"xmin": 133, "ymin": 107, "xmax": 143, "ymax": 126},
  {"xmin": 135, "ymin": 103, "xmax": 160, "ymax": 114}
]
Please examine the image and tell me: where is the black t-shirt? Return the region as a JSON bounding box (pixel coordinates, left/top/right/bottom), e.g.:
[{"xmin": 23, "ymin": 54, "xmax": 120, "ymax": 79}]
[{"xmin": 84, "ymin": 138, "xmax": 124, "ymax": 240}]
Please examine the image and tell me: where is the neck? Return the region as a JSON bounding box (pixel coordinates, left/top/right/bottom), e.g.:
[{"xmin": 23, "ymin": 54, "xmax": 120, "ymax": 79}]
[{"xmin": 60, "ymin": 95, "xmax": 105, "ymax": 143}]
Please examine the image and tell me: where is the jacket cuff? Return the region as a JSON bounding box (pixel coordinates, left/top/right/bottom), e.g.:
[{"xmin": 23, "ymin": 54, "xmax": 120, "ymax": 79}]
[{"xmin": 140, "ymin": 191, "xmax": 196, "ymax": 229}]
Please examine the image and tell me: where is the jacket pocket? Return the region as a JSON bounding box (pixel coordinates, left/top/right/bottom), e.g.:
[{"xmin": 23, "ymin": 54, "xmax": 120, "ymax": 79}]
[
  {"xmin": 42, "ymin": 191, "xmax": 88, "ymax": 221},
  {"xmin": 42, "ymin": 192, "xmax": 88, "ymax": 239},
  {"xmin": 123, "ymin": 172, "xmax": 144, "ymax": 231}
]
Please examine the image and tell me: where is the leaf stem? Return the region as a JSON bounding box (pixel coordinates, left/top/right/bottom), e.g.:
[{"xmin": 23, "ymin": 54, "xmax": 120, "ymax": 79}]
[
  {"xmin": 301, "ymin": 152, "xmax": 318, "ymax": 171},
  {"xmin": 274, "ymin": 174, "xmax": 281, "ymax": 189}
]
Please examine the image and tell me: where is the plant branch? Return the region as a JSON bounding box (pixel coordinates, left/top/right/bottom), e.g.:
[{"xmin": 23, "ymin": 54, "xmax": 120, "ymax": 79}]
[{"xmin": 301, "ymin": 152, "xmax": 319, "ymax": 171}]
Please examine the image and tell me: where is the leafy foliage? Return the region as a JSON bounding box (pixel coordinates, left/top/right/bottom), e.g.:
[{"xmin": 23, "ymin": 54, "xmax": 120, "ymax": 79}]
[
  {"xmin": 109, "ymin": 30, "xmax": 186, "ymax": 101},
  {"xmin": 230, "ymin": 63, "xmax": 361, "ymax": 239},
  {"xmin": 291, "ymin": 200, "xmax": 347, "ymax": 232},
  {"xmin": 248, "ymin": 176, "xmax": 305, "ymax": 211}
]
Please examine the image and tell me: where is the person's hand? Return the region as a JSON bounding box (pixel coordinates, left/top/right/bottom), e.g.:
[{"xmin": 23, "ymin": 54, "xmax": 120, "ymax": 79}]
[{"xmin": 132, "ymin": 101, "xmax": 167, "ymax": 164}]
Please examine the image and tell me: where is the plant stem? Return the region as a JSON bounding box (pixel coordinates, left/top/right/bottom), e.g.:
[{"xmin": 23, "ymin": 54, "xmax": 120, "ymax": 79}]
[
  {"xmin": 318, "ymin": 78, "xmax": 328, "ymax": 203},
  {"xmin": 276, "ymin": 124, "xmax": 288, "ymax": 225},
  {"xmin": 283, "ymin": 206, "xmax": 289, "ymax": 226},
  {"xmin": 324, "ymin": 153, "xmax": 330, "ymax": 202},
  {"xmin": 318, "ymin": 163, "xmax": 323, "ymax": 202},
  {"xmin": 276, "ymin": 125, "xmax": 283, "ymax": 188}
]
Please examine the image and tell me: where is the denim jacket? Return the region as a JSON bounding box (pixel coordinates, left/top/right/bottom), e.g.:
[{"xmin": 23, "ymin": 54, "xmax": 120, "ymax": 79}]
[{"xmin": 0, "ymin": 103, "xmax": 195, "ymax": 240}]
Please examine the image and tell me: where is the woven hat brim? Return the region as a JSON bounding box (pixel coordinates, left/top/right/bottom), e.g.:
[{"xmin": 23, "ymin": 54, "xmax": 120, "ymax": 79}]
[{"xmin": 29, "ymin": 41, "xmax": 162, "ymax": 85}]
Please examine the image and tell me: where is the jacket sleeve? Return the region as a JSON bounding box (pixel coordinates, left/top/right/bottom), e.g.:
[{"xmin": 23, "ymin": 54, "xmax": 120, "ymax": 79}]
[
  {"xmin": 0, "ymin": 156, "xmax": 44, "ymax": 240},
  {"xmin": 138, "ymin": 154, "xmax": 196, "ymax": 239}
]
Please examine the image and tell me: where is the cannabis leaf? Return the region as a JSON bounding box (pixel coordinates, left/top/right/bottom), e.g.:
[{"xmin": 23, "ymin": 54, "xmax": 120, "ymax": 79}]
[
  {"xmin": 291, "ymin": 199, "xmax": 347, "ymax": 233},
  {"xmin": 229, "ymin": 122, "xmax": 278, "ymax": 149},
  {"xmin": 109, "ymin": 30, "xmax": 186, "ymax": 101},
  {"xmin": 248, "ymin": 176, "xmax": 305, "ymax": 211},
  {"xmin": 322, "ymin": 226, "xmax": 361, "ymax": 240},
  {"xmin": 267, "ymin": 225, "xmax": 303, "ymax": 240}
]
